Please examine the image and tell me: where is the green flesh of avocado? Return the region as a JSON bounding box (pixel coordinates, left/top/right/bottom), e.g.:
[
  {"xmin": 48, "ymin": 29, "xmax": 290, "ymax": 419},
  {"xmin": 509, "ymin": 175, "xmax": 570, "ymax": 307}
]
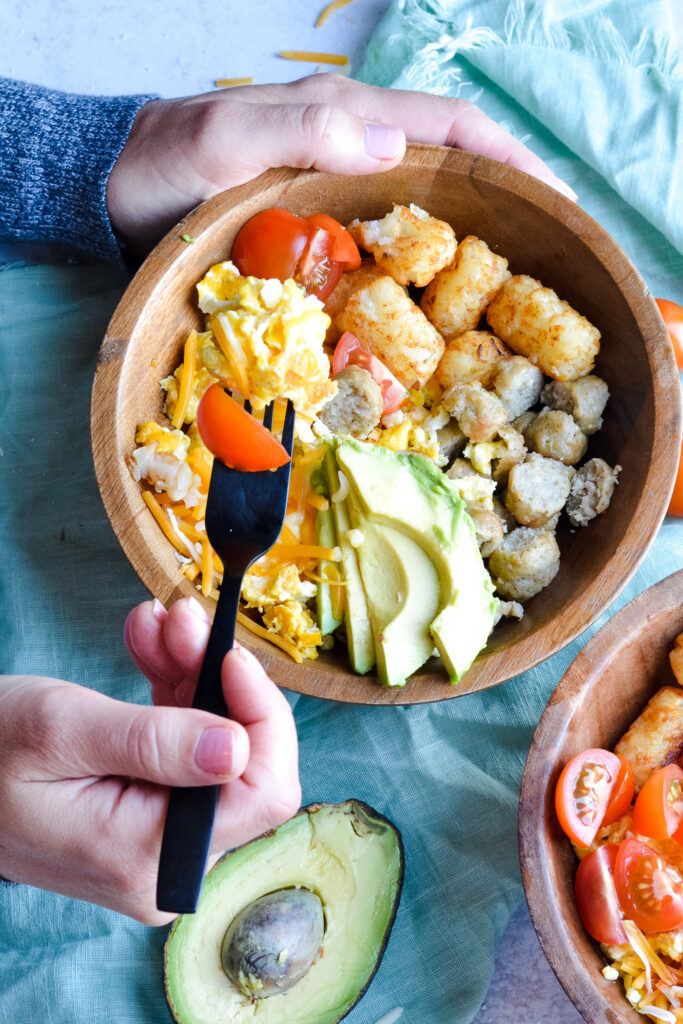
[
  {"xmin": 336, "ymin": 440, "xmax": 499, "ymax": 683},
  {"xmin": 164, "ymin": 801, "xmax": 404, "ymax": 1024},
  {"xmin": 345, "ymin": 487, "xmax": 441, "ymax": 687},
  {"xmin": 322, "ymin": 449, "xmax": 375, "ymax": 674},
  {"xmin": 311, "ymin": 452, "xmax": 343, "ymax": 637}
]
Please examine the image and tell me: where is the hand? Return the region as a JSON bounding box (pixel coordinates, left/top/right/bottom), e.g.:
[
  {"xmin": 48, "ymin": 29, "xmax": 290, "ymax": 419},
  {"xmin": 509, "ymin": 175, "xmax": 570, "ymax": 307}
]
[
  {"xmin": 107, "ymin": 73, "xmax": 576, "ymax": 250},
  {"xmin": 0, "ymin": 598, "xmax": 300, "ymax": 925}
]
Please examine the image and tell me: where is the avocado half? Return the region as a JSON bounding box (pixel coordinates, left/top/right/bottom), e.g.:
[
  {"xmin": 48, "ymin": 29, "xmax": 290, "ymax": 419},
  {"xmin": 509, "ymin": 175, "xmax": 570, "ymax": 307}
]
[{"xmin": 164, "ymin": 800, "xmax": 404, "ymax": 1024}]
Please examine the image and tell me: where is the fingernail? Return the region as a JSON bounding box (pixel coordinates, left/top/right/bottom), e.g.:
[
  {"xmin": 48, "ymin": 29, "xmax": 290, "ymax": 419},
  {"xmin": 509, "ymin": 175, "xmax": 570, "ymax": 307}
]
[
  {"xmin": 230, "ymin": 645, "xmax": 267, "ymax": 675},
  {"xmin": 152, "ymin": 598, "xmax": 166, "ymax": 621},
  {"xmin": 188, "ymin": 596, "xmax": 211, "ymax": 623},
  {"xmin": 194, "ymin": 728, "xmax": 235, "ymax": 775},
  {"xmin": 364, "ymin": 122, "xmax": 404, "ymax": 160}
]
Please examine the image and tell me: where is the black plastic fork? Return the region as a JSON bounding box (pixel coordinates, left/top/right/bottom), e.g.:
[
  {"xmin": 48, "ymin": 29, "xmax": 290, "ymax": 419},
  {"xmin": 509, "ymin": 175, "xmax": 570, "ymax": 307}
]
[{"xmin": 156, "ymin": 397, "xmax": 296, "ymax": 914}]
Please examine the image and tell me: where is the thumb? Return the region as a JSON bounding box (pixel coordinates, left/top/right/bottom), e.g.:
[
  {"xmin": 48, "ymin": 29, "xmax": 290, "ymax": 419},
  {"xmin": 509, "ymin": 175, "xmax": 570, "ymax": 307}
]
[
  {"xmin": 228, "ymin": 99, "xmax": 406, "ymax": 175},
  {"xmin": 26, "ymin": 683, "xmax": 250, "ymax": 787}
]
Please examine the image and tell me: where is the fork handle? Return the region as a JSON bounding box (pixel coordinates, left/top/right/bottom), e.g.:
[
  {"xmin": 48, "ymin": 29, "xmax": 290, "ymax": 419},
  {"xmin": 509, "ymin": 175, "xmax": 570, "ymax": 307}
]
[{"xmin": 156, "ymin": 575, "xmax": 242, "ymax": 914}]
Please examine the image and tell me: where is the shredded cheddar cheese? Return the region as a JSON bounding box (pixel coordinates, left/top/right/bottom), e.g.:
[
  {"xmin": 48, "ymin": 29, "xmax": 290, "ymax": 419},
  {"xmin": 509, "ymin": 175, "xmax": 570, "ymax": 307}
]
[
  {"xmin": 237, "ymin": 610, "xmax": 305, "ymax": 663},
  {"xmin": 315, "ymin": 0, "xmax": 354, "ymax": 27},
  {"xmin": 215, "ymin": 77, "xmax": 253, "ymax": 88},
  {"xmin": 201, "ymin": 538, "xmax": 213, "ymax": 597},
  {"xmin": 172, "ymin": 329, "xmax": 199, "ymax": 429},
  {"xmin": 278, "ymin": 50, "xmax": 349, "ymax": 65}
]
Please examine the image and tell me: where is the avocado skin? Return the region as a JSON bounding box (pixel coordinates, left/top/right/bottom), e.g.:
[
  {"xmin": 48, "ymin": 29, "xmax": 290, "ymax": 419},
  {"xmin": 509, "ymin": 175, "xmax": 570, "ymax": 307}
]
[{"xmin": 163, "ymin": 800, "xmax": 404, "ymax": 1024}]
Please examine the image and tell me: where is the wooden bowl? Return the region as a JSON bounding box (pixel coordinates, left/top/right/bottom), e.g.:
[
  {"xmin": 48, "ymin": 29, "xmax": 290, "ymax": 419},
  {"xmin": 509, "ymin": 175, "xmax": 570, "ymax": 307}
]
[
  {"xmin": 519, "ymin": 569, "xmax": 683, "ymax": 1024},
  {"xmin": 91, "ymin": 144, "xmax": 680, "ymax": 705}
]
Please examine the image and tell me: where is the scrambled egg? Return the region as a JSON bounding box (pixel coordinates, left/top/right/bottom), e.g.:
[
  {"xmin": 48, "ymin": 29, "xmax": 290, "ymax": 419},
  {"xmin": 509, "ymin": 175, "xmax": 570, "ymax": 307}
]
[
  {"xmin": 128, "ymin": 422, "xmax": 204, "ymax": 506},
  {"xmin": 262, "ymin": 600, "xmax": 321, "ymax": 659},
  {"xmin": 241, "ymin": 563, "xmax": 316, "ymax": 612},
  {"xmin": 195, "ymin": 261, "xmax": 337, "ymax": 419},
  {"xmin": 377, "ymin": 393, "xmax": 451, "ymax": 465}
]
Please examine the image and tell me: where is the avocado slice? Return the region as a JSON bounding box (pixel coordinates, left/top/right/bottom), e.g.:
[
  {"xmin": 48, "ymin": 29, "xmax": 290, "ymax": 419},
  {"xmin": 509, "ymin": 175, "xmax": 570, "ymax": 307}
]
[
  {"xmin": 336, "ymin": 440, "xmax": 499, "ymax": 683},
  {"xmin": 323, "ymin": 449, "xmax": 375, "ymax": 675},
  {"xmin": 164, "ymin": 801, "xmax": 404, "ymax": 1024},
  {"xmin": 345, "ymin": 488, "xmax": 441, "ymax": 687},
  {"xmin": 315, "ymin": 505, "xmax": 344, "ymax": 637}
]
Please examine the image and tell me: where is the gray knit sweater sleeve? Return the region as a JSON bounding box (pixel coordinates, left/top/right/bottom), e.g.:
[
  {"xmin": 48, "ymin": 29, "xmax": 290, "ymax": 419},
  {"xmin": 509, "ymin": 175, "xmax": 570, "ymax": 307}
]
[{"xmin": 0, "ymin": 78, "xmax": 156, "ymax": 264}]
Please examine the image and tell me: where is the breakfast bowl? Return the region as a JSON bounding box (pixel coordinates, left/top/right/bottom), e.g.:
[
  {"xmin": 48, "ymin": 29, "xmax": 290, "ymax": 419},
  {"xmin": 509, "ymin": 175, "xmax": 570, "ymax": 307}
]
[
  {"xmin": 519, "ymin": 568, "xmax": 683, "ymax": 1024},
  {"xmin": 91, "ymin": 143, "xmax": 680, "ymax": 705}
]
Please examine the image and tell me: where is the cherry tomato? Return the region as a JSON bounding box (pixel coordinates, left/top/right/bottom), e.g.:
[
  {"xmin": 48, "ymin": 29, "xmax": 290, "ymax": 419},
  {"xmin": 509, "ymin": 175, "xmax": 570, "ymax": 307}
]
[
  {"xmin": 574, "ymin": 844, "xmax": 627, "ymax": 945},
  {"xmin": 601, "ymin": 756, "xmax": 635, "ymax": 826},
  {"xmin": 656, "ymin": 298, "xmax": 683, "ymax": 371},
  {"xmin": 555, "ymin": 748, "xmax": 623, "ymax": 848},
  {"xmin": 196, "ymin": 385, "xmax": 290, "ymax": 472},
  {"xmin": 614, "ymin": 837, "xmax": 683, "ymax": 933},
  {"xmin": 633, "ymin": 764, "xmax": 683, "ymax": 839},
  {"xmin": 231, "ymin": 208, "xmax": 309, "ymax": 282},
  {"xmin": 669, "ymin": 435, "xmax": 683, "ymax": 518},
  {"xmin": 296, "ymin": 225, "xmax": 343, "ymax": 301},
  {"xmin": 332, "ymin": 332, "xmax": 408, "ymax": 415},
  {"xmin": 230, "ymin": 208, "xmax": 359, "ymax": 301},
  {"xmin": 306, "ymin": 213, "xmax": 362, "ymax": 271}
]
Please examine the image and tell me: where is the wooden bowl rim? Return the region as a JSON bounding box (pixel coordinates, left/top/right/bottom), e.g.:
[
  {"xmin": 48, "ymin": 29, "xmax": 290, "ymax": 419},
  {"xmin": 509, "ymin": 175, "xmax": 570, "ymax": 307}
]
[
  {"xmin": 91, "ymin": 143, "xmax": 680, "ymax": 706},
  {"xmin": 519, "ymin": 568, "xmax": 683, "ymax": 1024}
]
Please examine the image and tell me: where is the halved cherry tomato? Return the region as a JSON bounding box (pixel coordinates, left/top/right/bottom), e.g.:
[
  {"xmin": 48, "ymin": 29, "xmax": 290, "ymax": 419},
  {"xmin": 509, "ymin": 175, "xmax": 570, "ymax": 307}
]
[
  {"xmin": 306, "ymin": 214, "xmax": 362, "ymax": 271},
  {"xmin": 601, "ymin": 756, "xmax": 635, "ymax": 826},
  {"xmin": 231, "ymin": 208, "xmax": 309, "ymax": 282},
  {"xmin": 614, "ymin": 837, "xmax": 683, "ymax": 933},
  {"xmin": 196, "ymin": 385, "xmax": 290, "ymax": 472},
  {"xmin": 332, "ymin": 332, "xmax": 408, "ymax": 415},
  {"xmin": 669, "ymin": 435, "xmax": 683, "ymax": 518},
  {"xmin": 231, "ymin": 208, "xmax": 360, "ymax": 301},
  {"xmin": 575, "ymin": 844, "xmax": 627, "ymax": 945},
  {"xmin": 296, "ymin": 226, "xmax": 343, "ymax": 301},
  {"xmin": 555, "ymin": 748, "xmax": 623, "ymax": 848},
  {"xmin": 656, "ymin": 298, "xmax": 683, "ymax": 371},
  {"xmin": 633, "ymin": 764, "xmax": 683, "ymax": 839}
]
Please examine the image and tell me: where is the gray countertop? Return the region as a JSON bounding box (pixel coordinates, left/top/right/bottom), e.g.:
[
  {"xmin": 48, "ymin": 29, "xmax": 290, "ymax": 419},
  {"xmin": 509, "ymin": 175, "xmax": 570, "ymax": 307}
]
[{"xmin": 4, "ymin": 1, "xmax": 678, "ymax": 1021}]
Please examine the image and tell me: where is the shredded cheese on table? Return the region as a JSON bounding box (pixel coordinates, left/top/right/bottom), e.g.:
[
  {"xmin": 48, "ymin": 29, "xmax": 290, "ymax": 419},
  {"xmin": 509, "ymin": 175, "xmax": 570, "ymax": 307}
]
[
  {"xmin": 215, "ymin": 77, "xmax": 253, "ymax": 87},
  {"xmin": 278, "ymin": 50, "xmax": 349, "ymax": 65},
  {"xmin": 315, "ymin": 0, "xmax": 354, "ymax": 27}
]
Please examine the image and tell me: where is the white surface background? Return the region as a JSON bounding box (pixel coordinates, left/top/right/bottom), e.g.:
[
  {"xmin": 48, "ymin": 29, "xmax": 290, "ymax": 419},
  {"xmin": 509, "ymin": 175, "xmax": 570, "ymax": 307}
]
[{"xmin": 2, "ymin": 1, "xmax": 680, "ymax": 1022}]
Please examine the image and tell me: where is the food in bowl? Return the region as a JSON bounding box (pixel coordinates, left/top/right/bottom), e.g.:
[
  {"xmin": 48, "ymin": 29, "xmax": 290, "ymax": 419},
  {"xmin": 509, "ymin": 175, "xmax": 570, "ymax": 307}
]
[
  {"xmin": 554, "ymin": 634, "xmax": 683, "ymax": 1022},
  {"xmin": 127, "ymin": 203, "xmax": 621, "ymax": 686}
]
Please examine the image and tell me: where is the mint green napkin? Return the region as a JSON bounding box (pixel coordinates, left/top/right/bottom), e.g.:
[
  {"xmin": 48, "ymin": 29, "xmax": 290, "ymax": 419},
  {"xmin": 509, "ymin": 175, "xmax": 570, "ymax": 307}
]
[{"xmin": 1, "ymin": 4, "xmax": 682, "ymax": 1024}]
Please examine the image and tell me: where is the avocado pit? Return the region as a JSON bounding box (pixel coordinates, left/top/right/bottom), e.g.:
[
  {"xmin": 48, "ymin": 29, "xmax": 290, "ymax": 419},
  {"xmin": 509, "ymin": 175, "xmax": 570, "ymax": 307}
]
[{"xmin": 221, "ymin": 888, "xmax": 325, "ymax": 999}]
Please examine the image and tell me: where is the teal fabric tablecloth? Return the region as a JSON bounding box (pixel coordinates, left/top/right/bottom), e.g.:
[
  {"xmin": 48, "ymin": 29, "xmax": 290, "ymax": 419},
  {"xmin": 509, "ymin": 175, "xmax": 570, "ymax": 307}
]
[{"xmin": 1, "ymin": 2, "xmax": 682, "ymax": 1023}]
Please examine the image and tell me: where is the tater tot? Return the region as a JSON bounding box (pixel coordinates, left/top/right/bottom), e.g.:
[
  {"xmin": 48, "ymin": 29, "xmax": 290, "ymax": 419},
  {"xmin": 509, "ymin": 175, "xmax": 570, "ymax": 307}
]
[
  {"xmin": 336, "ymin": 275, "xmax": 445, "ymax": 389},
  {"xmin": 486, "ymin": 275, "xmax": 600, "ymax": 381},
  {"xmin": 435, "ymin": 330, "xmax": 511, "ymax": 389},
  {"xmin": 323, "ymin": 261, "xmax": 389, "ymax": 347},
  {"xmin": 671, "ymin": 634, "xmax": 683, "ymax": 687},
  {"xmin": 420, "ymin": 235, "xmax": 511, "ymax": 342},
  {"xmin": 615, "ymin": 687, "xmax": 683, "ymax": 791},
  {"xmin": 348, "ymin": 204, "xmax": 456, "ymax": 287}
]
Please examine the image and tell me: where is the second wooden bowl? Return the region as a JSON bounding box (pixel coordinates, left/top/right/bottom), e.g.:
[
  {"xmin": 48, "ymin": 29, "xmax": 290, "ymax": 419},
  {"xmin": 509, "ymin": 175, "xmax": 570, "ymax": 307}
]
[
  {"xmin": 519, "ymin": 569, "xmax": 683, "ymax": 1024},
  {"xmin": 91, "ymin": 144, "xmax": 680, "ymax": 705}
]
